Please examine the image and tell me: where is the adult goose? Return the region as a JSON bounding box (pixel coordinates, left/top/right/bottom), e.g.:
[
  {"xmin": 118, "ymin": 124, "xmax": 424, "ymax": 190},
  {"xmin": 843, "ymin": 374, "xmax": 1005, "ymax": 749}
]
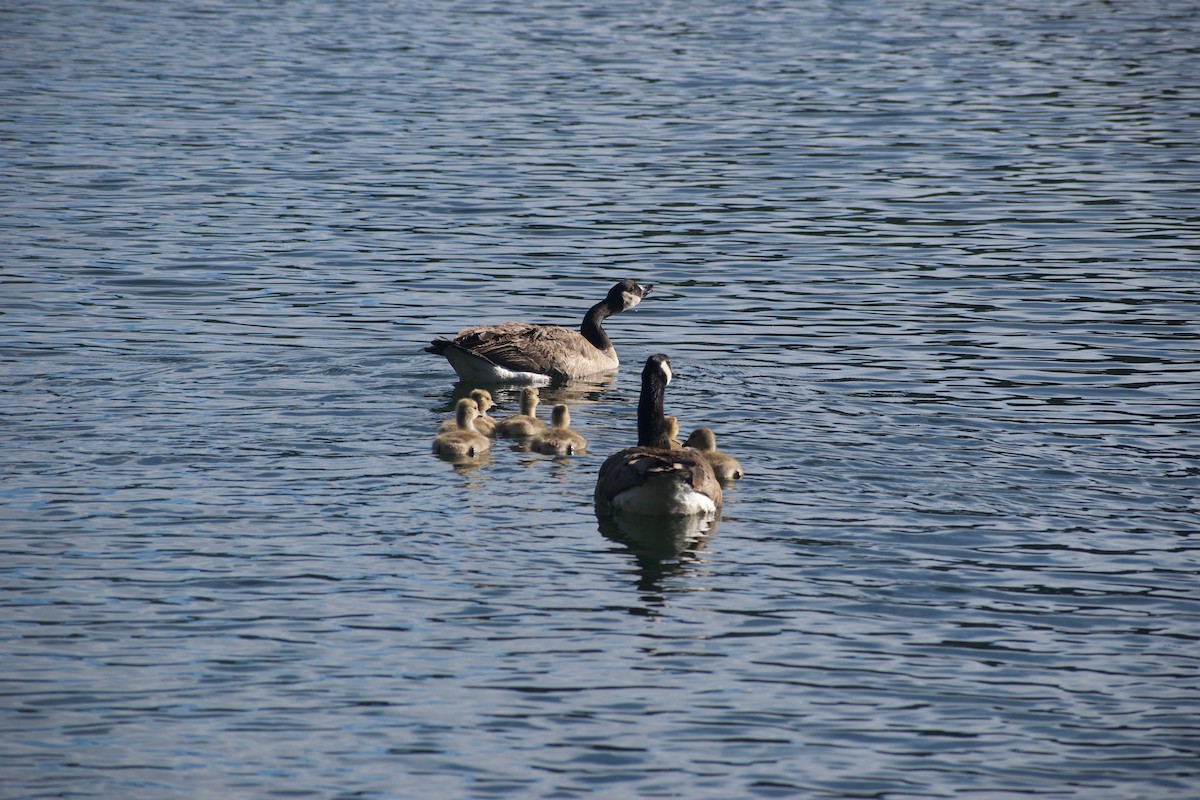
[
  {"xmin": 530, "ymin": 404, "xmax": 588, "ymax": 456},
  {"xmin": 594, "ymin": 354, "xmax": 722, "ymax": 517},
  {"xmin": 683, "ymin": 427, "xmax": 745, "ymax": 482},
  {"xmin": 425, "ymin": 279, "xmax": 653, "ymax": 384},
  {"xmin": 432, "ymin": 398, "xmax": 490, "ymax": 459}
]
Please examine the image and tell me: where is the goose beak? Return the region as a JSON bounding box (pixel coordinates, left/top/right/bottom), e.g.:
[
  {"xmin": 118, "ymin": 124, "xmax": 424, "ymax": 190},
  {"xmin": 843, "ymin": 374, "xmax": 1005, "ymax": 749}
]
[{"xmin": 639, "ymin": 283, "xmax": 654, "ymax": 297}]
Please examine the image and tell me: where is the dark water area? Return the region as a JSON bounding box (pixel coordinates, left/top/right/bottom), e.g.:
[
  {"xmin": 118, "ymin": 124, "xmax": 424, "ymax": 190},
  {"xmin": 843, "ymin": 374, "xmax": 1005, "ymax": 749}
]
[{"xmin": 2, "ymin": 1, "xmax": 1198, "ymax": 797}]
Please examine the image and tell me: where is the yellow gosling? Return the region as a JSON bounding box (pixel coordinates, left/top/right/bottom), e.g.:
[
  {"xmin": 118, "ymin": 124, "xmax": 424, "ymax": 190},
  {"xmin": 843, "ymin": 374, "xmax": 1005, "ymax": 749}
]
[
  {"xmin": 530, "ymin": 404, "xmax": 587, "ymax": 456},
  {"xmin": 683, "ymin": 427, "xmax": 744, "ymax": 482}
]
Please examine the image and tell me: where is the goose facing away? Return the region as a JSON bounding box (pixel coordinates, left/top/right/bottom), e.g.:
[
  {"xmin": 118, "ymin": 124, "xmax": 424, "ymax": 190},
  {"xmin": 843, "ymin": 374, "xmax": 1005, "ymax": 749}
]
[
  {"xmin": 425, "ymin": 279, "xmax": 653, "ymax": 384},
  {"xmin": 530, "ymin": 404, "xmax": 588, "ymax": 456},
  {"xmin": 438, "ymin": 389, "xmax": 497, "ymax": 436},
  {"xmin": 433, "ymin": 398, "xmax": 491, "ymax": 459},
  {"xmin": 684, "ymin": 427, "xmax": 744, "ymax": 481},
  {"xmin": 495, "ymin": 386, "xmax": 546, "ymax": 437},
  {"xmin": 594, "ymin": 354, "xmax": 722, "ymax": 517}
]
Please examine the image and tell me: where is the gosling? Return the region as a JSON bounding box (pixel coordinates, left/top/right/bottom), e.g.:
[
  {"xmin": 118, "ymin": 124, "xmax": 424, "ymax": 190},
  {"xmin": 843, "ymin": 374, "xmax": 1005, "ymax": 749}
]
[
  {"xmin": 683, "ymin": 427, "xmax": 744, "ymax": 481},
  {"xmin": 433, "ymin": 398, "xmax": 491, "ymax": 459},
  {"xmin": 494, "ymin": 386, "xmax": 546, "ymax": 437},
  {"xmin": 530, "ymin": 404, "xmax": 587, "ymax": 456},
  {"xmin": 439, "ymin": 389, "xmax": 497, "ymax": 436},
  {"xmin": 665, "ymin": 415, "xmax": 683, "ymax": 448}
]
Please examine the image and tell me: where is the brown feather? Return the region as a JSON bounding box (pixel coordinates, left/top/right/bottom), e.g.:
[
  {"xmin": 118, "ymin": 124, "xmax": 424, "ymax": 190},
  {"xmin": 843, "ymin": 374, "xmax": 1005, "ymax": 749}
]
[
  {"xmin": 442, "ymin": 323, "xmax": 615, "ymax": 379},
  {"xmin": 595, "ymin": 446, "xmax": 722, "ymax": 510}
]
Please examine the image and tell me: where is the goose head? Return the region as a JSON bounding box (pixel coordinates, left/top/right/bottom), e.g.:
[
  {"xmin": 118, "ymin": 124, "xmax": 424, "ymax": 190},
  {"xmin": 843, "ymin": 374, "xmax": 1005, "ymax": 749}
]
[
  {"xmin": 608, "ymin": 279, "xmax": 654, "ymax": 313},
  {"xmin": 643, "ymin": 352, "xmax": 672, "ymax": 386}
]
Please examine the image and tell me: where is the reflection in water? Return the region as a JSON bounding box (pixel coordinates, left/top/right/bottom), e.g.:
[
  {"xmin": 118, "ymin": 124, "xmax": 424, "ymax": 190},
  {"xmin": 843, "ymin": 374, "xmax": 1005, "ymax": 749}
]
[
  {"xmin": 597, "ymin": 510, "xmax": 717, "ymax": 594},
  {"xmin": 444, "ymin": 452, "xmax": 493, "ymax": 480},
  {"xmin": 483, "ymin": 374, "xmax": 618, "ymax": 410}
]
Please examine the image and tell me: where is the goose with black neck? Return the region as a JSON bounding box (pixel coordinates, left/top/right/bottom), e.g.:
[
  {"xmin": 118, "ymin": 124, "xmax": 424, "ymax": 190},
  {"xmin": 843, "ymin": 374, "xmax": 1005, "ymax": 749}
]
[
  {"xmin": 595, "ymin": 354, "xmax": 722, "ymax": 517},
  {"xmin": 425, "ymin": 279, "xmax": 653, "ymax": 385}
]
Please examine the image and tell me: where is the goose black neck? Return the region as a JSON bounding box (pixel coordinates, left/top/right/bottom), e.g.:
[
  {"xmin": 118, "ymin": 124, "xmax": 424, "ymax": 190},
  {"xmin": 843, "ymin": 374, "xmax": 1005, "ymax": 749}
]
[
  {"xmin": 580, "ymin": 301, "xmax": 614, "ymax": 351},
  {"xmin": 637, "ymin": 371, "xmax": 670, "ymax": 448}
]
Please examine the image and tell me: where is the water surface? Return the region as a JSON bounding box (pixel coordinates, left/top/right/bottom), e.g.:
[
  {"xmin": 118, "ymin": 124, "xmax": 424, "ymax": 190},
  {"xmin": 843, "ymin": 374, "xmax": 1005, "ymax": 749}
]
[{"xmin": 2, "ymin": 1, "xmax": 1198, "ymax": 798}]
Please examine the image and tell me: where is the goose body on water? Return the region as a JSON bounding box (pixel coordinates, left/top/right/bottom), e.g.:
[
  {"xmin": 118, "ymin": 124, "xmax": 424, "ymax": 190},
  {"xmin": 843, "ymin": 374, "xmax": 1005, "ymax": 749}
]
[
  {"xmin": 425, "ymin": 279, "xmax": 653, "ymax": 384},
  {"xmin": 495, "ymin": 387, "xmax": 546, "ymax": 437},
  {"xmin": 432, "ymin": 398, "xmax": 490, "ymax": 459},
  {"xmin": 594, "ymin": 355, "xmax": 722, "ymax": 517},
  {"xmin": 684, "ymin": 427, "xmax": 745, "ymax": 482},
  {"xmin": 530, "ymin": 404, "xmax": 588, "ymax": 456}
]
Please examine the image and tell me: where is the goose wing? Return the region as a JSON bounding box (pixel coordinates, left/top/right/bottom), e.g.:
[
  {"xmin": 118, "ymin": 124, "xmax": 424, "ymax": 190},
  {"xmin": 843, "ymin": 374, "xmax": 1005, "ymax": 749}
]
[
  {"xmin": 433, "ymin": 323, "xmax": 593, "ymax": 377},
  {"xmin": 595, "ymin": 446, "xmax": 721, "ymax": 506}
]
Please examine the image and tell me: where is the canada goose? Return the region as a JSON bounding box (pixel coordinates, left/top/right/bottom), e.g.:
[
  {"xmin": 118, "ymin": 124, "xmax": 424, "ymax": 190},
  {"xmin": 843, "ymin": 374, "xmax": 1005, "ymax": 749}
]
[
  {"xmin": 530, "ymin": 404, "xmax": 588, "ymax": 456},
  {"xmin": 425, "ymin": 279, "xmax": 653, "ymax": 384},
  {"xmin": 683, "ymin": 427, "xmax": 744, "ymax": 481},
  {"xmin": 594, "ymin": 354, "xmax": 722, "ymax": 516},
  {"xmin": 432, "ymin": 398, "xmax": 490, "ymax": 459},
  {"xmin": 438, "ymin": 389, "xmax": 497, "ymax": 436},
  {"xmin": 494, "ymin": 386, "xmax": 546, "ymax": 437},
  {"xmin": 665, "ymin": 416, "xmax": 683, "ymax": 448}
]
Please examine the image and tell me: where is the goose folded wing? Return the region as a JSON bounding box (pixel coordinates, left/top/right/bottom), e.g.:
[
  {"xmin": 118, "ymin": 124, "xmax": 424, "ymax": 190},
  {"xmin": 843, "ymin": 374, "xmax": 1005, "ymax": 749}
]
[
  {"xmin": 448, "ymin": 323, "xmax": 586, "ymax": 375},
  {"xmin": 597, "ymin": 448, "xmax": 709, "ymax": 499}
]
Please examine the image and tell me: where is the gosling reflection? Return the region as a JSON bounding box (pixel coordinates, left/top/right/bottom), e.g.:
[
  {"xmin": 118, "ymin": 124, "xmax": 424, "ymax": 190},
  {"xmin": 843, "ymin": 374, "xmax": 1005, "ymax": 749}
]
[{"xmin": 447, "ymin": 451, "xmax": 493, "ymax": 488}]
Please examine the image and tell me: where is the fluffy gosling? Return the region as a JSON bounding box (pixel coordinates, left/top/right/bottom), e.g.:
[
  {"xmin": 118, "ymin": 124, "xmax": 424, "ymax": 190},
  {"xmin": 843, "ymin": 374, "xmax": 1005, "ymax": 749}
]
[
  {"xmin": 494, "ymin": 386, "xmax": 546, "ymax": 437},
  {"xmin": 439, "ymin": 389, "xmax": 497, "ymax": 436},
  {"xmin": 433, "ymin": 398, "xmax": 490, "ymax": 459},
  {"xmin": 683, "ymin": 427, "xmax": 744, "ymax": 481},
  {"xmin": 530, "ymin": 404, "xmax": 587, "ymax": 456}
]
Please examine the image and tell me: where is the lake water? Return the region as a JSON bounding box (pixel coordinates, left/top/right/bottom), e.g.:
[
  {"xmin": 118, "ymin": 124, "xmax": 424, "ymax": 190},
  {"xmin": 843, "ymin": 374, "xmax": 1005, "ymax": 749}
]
[{"xmin": 2, "ymin": 1, "xmax": 1198, "ymax": 797}]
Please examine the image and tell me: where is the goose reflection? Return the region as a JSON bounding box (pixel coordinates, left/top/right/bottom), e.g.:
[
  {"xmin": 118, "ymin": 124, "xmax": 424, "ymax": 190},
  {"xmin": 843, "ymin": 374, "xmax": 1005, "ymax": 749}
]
[
  {"xmin": 597, "ymin": 511, "xmax": 717, "ymax": 594},
  {"xmin": 534, "ymin": 372, "xmax": 617, "ymax": 405},
  {"xmin": 451, "ymin": 368, "xmax": 617, "ymax": 404}
]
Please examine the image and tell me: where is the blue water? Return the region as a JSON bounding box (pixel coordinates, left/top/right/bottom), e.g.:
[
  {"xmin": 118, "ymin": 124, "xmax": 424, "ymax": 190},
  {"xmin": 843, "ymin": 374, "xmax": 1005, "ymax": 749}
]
[{"xmin": 2, "ymin": 1, "xmax": 1198, "ymax": 798}]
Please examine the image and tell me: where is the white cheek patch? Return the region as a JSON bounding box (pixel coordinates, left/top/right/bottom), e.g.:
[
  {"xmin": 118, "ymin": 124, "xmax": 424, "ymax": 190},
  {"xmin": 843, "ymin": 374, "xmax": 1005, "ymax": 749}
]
[
  {"xmin": 622, "ymin": 291, "xmax": 642, "ymax": 309},
  {"xmin": 662, "ymin": 361, "xmax": 673, "ymax": 385}
]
